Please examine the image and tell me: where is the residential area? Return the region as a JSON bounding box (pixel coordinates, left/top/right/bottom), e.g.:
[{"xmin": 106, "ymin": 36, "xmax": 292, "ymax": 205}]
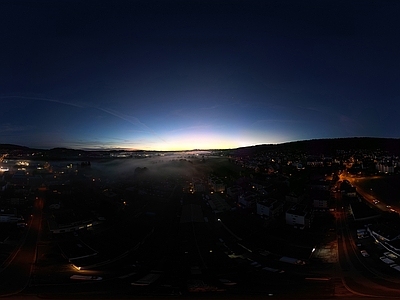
[{"xmin": 1, "ymin": 139, "xmax": 400, "ymax": 298}]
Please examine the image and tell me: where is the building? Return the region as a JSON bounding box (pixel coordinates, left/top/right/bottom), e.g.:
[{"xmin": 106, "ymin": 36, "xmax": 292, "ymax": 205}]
[
  {"xmin": 285, "ymin": 193, "xmax": 304, "ymax": 204},
  {"xmin": 376, "ymin": 162, "xmax": 395, "ymax": 174},
  {"xmin": 226, "ymin": 185, "xmax": 243, "ymax": 200},
  {"xmin": 306, "ymin": 157, "xmax": 324, "ymax": 167},
  {"xmin": 238, "ymin": 192, "xmax": 258, "ymax": 209},
  {"xmin": 340, "ymin": 180, "xmax": 357, "ymax": 197},
  {"xmin": 368, "ymin": 223, "xmax": 400, "ymax": 243},
  {"xmin": 208, "ymin": 176, "xmax": 225, "ymax": 193},
  {"xmin": 209, "ymin": 194, "xmax": 231, "ymax": 213},
  {"xmin": 0, "ymin": 208, "xmax": 22, "ymax": 223},
  {"xmin": 256, "ymin": 198, "xmax": 283, "ymax": 219},
  {"xmin": 286, "ymin": 204, "xmax": 313, "ymax": 229},
  {"xmin": 193, "ymin": 181, "xmax": 205, "ymax": 193},
  {"xmin": 10, "ymin": 170, "xmax": 28, "ymax": 187},
  {"xmin": 47, "ymin": 209, "xmax": 95, "ymax": 234},
  {"xmin": 212, "ymin": 180, "xmax": 225, "ymax": 193},
  {"xmin": 310, "ymin": 179, "xmax": 331, "ymax": 191},
  {"xmin": 386, "ymin": 239, "xmax": 400, "ymax": 257},
  {"xmin": 310, "ymin": 190, "xmax": 331, "ymax": 210}
]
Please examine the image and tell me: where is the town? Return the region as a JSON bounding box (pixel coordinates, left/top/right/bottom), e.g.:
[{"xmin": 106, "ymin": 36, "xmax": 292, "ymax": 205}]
[{"xmin": 1, "ymin": 138, "xmax": 400, "ymax": 298}]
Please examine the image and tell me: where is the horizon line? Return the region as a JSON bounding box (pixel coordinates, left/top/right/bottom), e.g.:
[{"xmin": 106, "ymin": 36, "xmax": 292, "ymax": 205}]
[{"xmin": 2, "ymin": 136, "xmax": 400, "ymax": 152}]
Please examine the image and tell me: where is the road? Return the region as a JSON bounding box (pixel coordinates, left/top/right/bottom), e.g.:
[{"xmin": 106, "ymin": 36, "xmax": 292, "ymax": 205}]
[
  {"xmin": 333, "ymin": 173, "xmax": 400, "ymax": 297},
  {"xmin": 0, "ymin": 195, "xmax": 43, "ymax": 296},
  {"xmin": 340, "ymin": 172, "xmax": 400, "ymax": 213}
]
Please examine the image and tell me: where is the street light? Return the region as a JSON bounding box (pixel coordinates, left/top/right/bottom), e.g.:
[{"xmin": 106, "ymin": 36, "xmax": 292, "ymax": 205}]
[{"xmin": 309, "ymin": 247, "xmax": 316, "ymax": 259}]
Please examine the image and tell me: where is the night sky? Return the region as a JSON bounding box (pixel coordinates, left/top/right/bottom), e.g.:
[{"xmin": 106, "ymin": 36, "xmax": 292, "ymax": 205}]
[{"xmin": 1, "ymin": 0, "xmax": 399, "ymax": 151}]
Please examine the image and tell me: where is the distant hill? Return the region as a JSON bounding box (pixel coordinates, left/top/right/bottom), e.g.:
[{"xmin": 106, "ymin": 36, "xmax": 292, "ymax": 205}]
[
  {"xmin": 0, "ymin": 144, "xmax": 31, "ymax": 150},
  {"xmin": 1, "ymin": 137, "xmax": 400, "ymax": 157},
  {"xmin": 282, "ymin": 137, "xmax": 400, "ymax": 154},
  {"xmin": 234, "ymin": 137, "xmax": 400, "ymax": 156}
]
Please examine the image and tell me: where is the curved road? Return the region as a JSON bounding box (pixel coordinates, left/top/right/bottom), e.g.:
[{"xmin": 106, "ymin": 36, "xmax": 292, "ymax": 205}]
[{"xmin": 336, "ymin": 173, "xmax": 400, "ymax": 297}]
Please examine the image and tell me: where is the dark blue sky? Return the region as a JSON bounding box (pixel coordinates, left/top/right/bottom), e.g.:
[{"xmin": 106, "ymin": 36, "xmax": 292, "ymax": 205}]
[{"xmin": 1, "ymin": 0, "xmax": 399, "ymax": 150}]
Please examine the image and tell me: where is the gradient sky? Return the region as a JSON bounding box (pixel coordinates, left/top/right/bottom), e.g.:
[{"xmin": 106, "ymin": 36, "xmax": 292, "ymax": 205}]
[{"xmin": 1, "ymin": 0, "xmax": 399, "ymax": 151}]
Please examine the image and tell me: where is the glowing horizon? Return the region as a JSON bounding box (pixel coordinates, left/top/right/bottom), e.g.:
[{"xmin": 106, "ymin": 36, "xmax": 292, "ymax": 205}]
[{"xmin": 1, "ymin": 1, "xmax": 398, "ymax": 151}]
